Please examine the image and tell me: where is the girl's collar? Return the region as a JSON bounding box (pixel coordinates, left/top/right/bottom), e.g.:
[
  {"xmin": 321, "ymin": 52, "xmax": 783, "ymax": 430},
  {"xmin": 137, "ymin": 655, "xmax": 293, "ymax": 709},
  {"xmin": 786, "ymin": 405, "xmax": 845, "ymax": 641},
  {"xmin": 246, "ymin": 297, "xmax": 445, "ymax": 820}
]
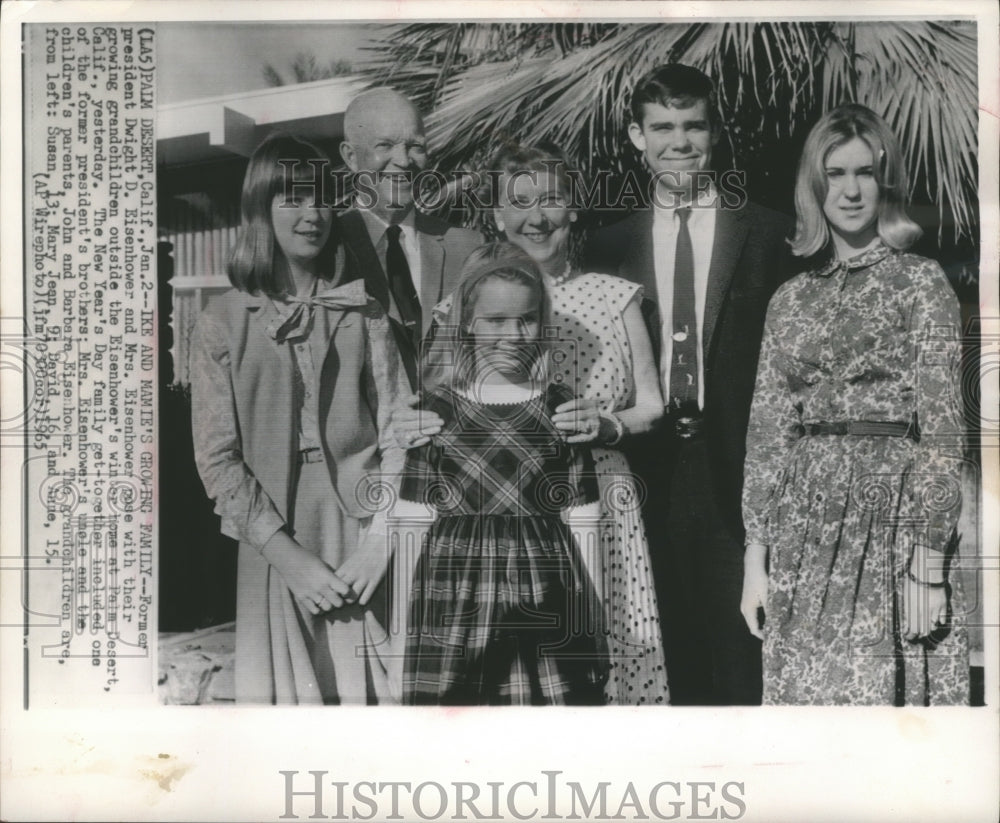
[{"xmin": 813, "ymin": 240, "xmax": 892, "ymax": 278}]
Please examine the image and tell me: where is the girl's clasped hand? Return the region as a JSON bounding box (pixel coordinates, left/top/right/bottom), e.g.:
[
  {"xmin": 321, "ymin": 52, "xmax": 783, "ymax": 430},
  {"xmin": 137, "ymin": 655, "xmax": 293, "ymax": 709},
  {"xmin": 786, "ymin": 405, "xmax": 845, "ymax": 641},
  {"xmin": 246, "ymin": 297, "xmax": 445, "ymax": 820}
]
[{"xmin": 262, "ymin": 530, "xmax": 354, "ymax": 616}]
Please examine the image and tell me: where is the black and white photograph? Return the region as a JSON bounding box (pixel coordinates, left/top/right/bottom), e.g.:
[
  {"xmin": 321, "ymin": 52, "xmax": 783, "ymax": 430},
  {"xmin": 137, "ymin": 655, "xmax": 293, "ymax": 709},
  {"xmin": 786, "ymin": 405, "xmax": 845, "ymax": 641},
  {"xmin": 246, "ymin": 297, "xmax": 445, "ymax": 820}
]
[{"xmin": 2, "ymin": 2, "xmax": 998, "ymax": 820}]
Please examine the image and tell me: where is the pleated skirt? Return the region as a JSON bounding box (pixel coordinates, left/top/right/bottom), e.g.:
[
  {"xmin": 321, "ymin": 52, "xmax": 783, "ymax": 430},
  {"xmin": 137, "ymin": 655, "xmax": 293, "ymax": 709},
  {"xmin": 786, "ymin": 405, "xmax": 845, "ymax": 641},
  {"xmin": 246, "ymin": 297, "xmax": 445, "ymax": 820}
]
[
  {"xmin": 234, "ymin": 459, "xmax": 394, "ymax": 704},
  {"xmin": 403, "ymin": 513, "xmax": 608, "ymax": 705},
  {"xmin": 762, "ymin": 435, "xmax": 969, "ymax": 705}
]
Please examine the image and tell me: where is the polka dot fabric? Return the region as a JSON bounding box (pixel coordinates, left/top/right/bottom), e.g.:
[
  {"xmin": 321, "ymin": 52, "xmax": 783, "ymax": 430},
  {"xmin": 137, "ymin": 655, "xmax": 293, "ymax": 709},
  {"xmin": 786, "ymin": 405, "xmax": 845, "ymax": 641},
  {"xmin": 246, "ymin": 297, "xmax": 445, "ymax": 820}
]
[{"xmin": 549, "ymin": 273, "xmax": 670, "ymax": 705}]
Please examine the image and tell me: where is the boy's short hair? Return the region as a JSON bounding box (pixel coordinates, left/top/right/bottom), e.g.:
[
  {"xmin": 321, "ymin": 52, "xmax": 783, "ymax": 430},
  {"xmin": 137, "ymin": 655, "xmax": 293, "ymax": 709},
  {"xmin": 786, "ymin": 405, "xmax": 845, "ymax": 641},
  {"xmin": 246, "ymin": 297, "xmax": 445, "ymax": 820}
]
[{"xmin": 629, "ymin": 63, "xmax": 719, "ymax": 129}]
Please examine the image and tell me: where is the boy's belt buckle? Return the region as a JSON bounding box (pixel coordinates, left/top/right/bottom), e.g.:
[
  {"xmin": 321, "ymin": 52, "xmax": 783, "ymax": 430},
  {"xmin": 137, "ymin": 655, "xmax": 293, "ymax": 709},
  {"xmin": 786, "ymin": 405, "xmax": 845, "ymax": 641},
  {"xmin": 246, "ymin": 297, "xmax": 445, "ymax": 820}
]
[{"xmin": 674, "ymin": 415, "xmax": 702, "ymax": 440}]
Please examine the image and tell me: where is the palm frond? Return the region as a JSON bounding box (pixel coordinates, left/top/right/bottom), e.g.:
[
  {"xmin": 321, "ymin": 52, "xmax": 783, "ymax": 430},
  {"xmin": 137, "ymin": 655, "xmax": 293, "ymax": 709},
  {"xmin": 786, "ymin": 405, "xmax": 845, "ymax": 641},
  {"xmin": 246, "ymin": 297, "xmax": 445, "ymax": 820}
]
[
  {"xmin": 262, "ymin": 63, "xmax": 284, "ymax": 87},
  {"xmin": 821, "ymin": 21, "xmax": 978, "ymax": 240},
  {"xmin": 357, "ymin": 20, "xmax": 979, "ymax": 241}
]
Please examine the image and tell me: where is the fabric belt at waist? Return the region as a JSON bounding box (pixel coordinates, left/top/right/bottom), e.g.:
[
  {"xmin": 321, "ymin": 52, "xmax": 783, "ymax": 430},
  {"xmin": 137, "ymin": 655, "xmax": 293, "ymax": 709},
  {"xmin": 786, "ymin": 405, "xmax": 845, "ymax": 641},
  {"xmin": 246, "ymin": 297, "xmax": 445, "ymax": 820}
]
[
  {"xmin": 298, "ymin": 447, "xmax": 324, "ymax": 464},
  {"xmin": 800, "ymin": 420, "xmax": 919, "ymax": 442}
]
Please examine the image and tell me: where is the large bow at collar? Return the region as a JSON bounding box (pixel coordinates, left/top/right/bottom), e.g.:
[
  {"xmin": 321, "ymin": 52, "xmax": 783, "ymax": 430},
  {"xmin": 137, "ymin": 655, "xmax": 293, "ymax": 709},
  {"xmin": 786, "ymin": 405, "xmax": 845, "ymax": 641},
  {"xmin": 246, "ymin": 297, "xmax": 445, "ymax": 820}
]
[{"xmin": 266, "ymin": 279, "xmax": 373, "ymax": 342}]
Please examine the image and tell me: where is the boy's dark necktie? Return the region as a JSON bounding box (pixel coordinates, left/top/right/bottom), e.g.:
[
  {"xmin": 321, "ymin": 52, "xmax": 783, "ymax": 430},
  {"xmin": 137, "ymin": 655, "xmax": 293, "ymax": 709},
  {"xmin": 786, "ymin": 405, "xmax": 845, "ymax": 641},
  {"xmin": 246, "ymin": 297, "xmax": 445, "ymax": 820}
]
[{"xmin": 669, "ymin": 206, "xmax": 698, "ymax": 410}]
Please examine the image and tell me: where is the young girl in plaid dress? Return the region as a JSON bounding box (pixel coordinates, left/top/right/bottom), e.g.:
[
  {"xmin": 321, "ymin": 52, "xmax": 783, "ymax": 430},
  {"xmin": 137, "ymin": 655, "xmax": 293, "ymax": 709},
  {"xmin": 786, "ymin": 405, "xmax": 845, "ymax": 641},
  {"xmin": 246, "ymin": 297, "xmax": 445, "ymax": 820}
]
[{"xmin": 392, "ymin": 243, "xmax": 609, "ymax": 705}]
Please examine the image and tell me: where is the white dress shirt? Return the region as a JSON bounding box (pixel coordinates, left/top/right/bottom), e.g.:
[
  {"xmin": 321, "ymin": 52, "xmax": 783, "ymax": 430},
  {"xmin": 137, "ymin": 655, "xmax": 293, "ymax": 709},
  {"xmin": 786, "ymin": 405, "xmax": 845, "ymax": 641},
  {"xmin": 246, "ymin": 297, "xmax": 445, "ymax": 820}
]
[
  {"xmin": 359, "ymin": 208, "xmax": 423, "ymax": 322},
  {"xmin": 651, "ymin": 188, "xmax": 716, "ymax": 410}
]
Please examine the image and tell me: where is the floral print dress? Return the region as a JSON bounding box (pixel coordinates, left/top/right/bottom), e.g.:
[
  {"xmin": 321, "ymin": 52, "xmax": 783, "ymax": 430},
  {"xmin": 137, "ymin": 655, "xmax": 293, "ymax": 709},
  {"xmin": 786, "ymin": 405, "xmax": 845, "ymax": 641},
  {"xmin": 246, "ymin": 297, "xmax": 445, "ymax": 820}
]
[{"xmin": 743, "ymin": 243, "xmax": 969, "ymax": 705}]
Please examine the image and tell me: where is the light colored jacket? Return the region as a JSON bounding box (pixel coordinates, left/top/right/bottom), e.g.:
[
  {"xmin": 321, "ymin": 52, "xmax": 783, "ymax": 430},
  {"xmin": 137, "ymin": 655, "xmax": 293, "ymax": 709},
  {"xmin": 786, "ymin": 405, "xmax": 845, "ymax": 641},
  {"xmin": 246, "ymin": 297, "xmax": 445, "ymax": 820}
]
[{"xmin": 190, "ymin": 278, "xmax": 408, "ymax": 549}]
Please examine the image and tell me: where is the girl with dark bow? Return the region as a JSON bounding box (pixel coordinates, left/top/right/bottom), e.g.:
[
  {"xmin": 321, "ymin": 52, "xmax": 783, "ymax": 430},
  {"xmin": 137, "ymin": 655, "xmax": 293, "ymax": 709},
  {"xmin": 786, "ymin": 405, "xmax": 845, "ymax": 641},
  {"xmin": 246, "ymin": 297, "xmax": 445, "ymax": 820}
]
[{"xmin": 191, "ymin": 133, "xmax": 408, "ymax": 703}]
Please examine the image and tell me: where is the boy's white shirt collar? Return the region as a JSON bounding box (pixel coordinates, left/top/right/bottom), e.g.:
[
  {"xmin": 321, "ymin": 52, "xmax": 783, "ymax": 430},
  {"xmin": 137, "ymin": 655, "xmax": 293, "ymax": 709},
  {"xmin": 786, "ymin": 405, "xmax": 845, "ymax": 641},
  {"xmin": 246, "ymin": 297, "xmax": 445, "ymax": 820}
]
[{"xmin": 651, "ymin": 181, "xmax": 718, "ymax": 219}]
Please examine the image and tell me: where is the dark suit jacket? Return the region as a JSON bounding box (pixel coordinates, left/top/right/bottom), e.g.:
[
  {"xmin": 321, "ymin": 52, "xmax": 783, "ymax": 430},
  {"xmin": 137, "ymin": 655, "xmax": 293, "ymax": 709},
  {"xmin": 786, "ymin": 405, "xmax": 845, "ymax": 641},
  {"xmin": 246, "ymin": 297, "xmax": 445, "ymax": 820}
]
[
  {"xmin": 338, "ymin": 209, "xmax": 482, "ymax": 389},
  {"xmin": 585, "ymin": 202, "xmax": 796, "ymax": 536},
  {"xmin": 338, "ymin": 208, "xmax": 482, "ymax": 334}
]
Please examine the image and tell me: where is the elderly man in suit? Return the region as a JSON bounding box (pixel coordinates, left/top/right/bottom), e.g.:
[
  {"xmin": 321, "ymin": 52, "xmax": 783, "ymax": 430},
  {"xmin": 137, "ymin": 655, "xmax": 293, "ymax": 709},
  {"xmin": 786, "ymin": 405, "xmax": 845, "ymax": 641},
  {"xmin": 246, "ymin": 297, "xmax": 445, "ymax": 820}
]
[
  {"xmin": 339, "ymin": 87, "xmax": 482, "ymax": 389},
  {"xmin": 587, "ymin": 63, "xmax": 795, "ymax": 705},
  {"xmin": 337, "ymin": 89, "xmax": 480, "ymax": 691}
]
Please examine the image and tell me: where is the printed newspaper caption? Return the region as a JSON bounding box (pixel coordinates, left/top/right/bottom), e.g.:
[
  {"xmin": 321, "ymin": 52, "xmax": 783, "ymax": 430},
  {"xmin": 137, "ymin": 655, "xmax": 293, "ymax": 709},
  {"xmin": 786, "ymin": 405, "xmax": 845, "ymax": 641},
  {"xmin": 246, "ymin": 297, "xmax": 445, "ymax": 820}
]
[{"xmin": 20, "ymin": 24, "xmax": 156, "ymax": 703}]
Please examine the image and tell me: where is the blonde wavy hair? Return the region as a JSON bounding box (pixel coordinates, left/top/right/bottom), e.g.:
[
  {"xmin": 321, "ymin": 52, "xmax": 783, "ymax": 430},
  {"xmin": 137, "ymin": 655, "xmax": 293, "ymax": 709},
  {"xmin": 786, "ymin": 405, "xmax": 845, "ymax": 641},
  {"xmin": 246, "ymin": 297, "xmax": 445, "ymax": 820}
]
[{"xmin": 791, "ymin": 103, "xmax": 921, "ymax": 258}]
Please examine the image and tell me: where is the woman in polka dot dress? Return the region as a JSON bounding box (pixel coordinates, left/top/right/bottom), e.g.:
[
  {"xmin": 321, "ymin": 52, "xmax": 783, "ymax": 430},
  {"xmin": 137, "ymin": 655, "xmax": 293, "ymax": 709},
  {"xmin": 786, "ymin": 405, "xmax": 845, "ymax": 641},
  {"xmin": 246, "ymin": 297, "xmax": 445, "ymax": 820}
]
[{"xmin": 496, "ymin": 145, "xmax": 669, "ymax": 704}]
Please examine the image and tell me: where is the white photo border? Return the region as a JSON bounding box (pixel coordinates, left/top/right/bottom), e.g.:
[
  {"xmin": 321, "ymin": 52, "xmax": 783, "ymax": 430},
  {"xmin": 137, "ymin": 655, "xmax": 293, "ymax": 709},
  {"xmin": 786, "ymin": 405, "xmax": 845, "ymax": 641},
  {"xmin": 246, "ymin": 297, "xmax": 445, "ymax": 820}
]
[{"xmin": 2, "ymin": 2, "xmax": 997, "ymax": 821}]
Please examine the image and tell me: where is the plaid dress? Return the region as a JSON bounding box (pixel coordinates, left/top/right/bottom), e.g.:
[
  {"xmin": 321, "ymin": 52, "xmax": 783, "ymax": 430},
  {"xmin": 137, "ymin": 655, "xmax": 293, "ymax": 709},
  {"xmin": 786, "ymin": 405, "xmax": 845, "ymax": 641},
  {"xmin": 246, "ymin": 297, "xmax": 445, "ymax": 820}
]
[{"xmin": 400, "ymin": 383, "xmax": 609, "ymax": 705}]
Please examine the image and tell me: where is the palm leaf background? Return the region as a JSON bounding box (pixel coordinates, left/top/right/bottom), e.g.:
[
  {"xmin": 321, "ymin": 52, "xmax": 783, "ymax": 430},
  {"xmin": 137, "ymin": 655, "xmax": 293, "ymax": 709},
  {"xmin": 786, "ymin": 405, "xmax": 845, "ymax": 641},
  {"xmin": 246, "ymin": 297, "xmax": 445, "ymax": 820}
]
[{"xmin": 359, "ymin": 21, "xmax": 978, "ymax": 248}]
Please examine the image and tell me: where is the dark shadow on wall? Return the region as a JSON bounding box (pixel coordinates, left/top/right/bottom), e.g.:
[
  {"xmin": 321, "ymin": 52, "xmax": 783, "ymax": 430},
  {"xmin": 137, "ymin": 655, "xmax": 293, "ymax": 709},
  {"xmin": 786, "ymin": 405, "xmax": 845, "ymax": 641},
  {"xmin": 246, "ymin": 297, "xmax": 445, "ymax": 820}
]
[{"xmin": 158, "ymin": 239, "xmax": 238, "ymax": 632}]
